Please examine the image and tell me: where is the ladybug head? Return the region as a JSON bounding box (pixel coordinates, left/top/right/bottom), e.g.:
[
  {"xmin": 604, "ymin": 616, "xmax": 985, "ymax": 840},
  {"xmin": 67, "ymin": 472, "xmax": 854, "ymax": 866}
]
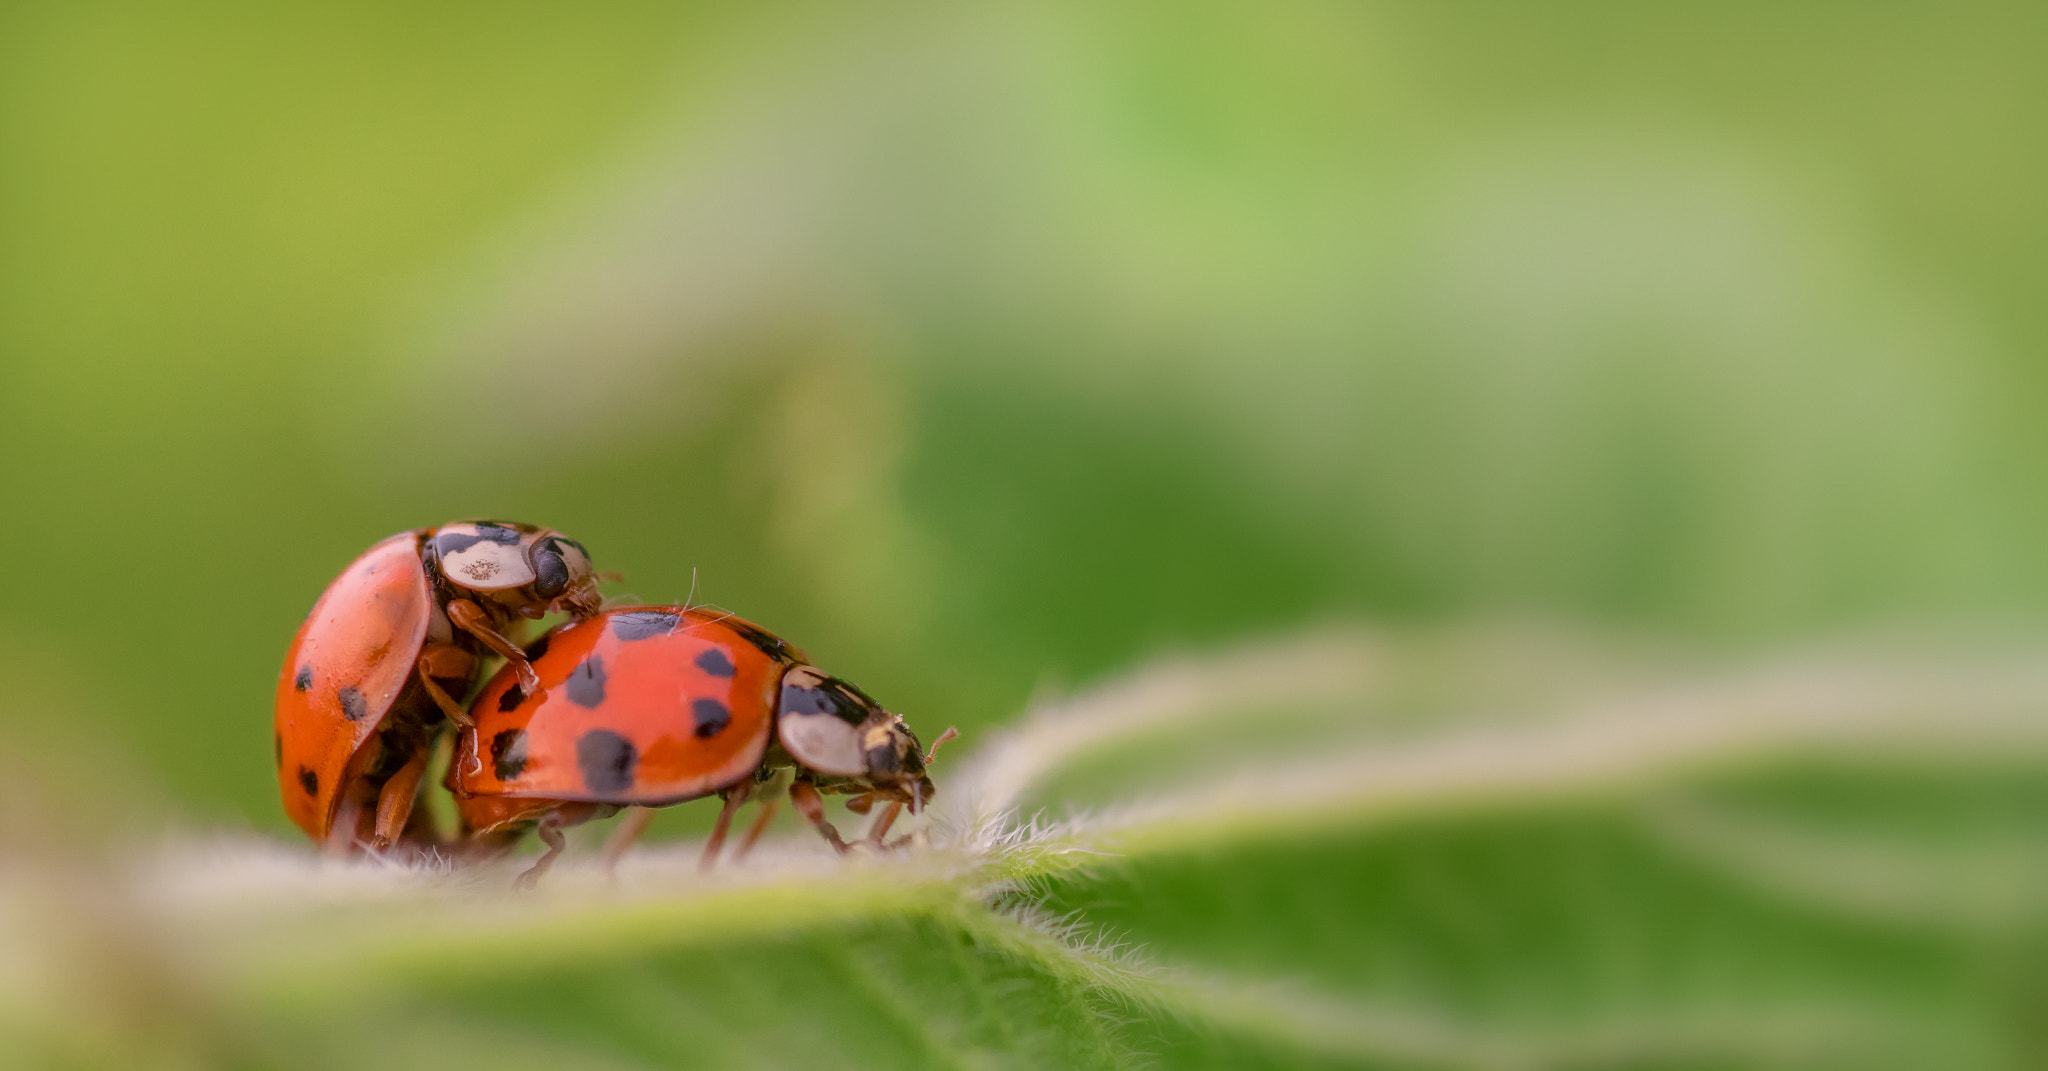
[
  {"xmin": 856, "ymin": 715, "xmax": 935, "ymax": 808},
  {"xmin": 777, "ymin": 667, "xmax": 951, "ymax": 809},
  {"xmin": 528, "ymin": 534, "xmax": 600, "ymax": 617},
  {"xmin": 426, "ymin": 521, "xmax": 601, "ymax": 619}
]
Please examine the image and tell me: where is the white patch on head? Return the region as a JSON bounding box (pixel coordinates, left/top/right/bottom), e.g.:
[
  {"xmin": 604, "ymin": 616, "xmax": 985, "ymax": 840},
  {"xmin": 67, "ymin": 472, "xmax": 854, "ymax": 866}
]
[
  {"xmin": 435, "ymin": 524, "xmax": 538, "ymax": 592},
  {"xmin": 779, "ymin": 712, "xmax": 868, "ymax": 777}
]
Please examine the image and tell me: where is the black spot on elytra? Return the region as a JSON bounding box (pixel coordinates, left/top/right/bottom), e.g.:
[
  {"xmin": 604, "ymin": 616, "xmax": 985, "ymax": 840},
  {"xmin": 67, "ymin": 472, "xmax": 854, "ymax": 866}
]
[
  {"xmin": 430, "ymin": 522, "xmax": 522, "ymax": 558},
  {"xmin": 611, "ymin": 610, "xmax": 681, "ymax": 642},
  {"xmin": 491, "ymin": 729, "xmax": 529, "ymax": 780},
  {"xmin": 298, "ymin": 766, "xmax": 319, "ymax": 796},
  {"xmin": 576, "ymin": 730, "xmax": 637, "ymax": 793},
  {"xmin": 523, "ymin": 633, "xmax": 550, "ymax": 663},
  {"xmin": 293, "ymin": 665, "xmax": 313, "ymax": 691},
  {"xmin": 691, "ymin": 697, "xmax": 731, "ymax": 738},
  {"xmin": 694, "ymin": 648, "xmax": 736, "ymax": 677},
  {"xmin": 723, "ymin": 618, "xmax": 789, "ymax": 659},
  {"xmin": 564, "ymin": 656, "xmax": 606, "ymax": 708},
  {"xmin": 498, "ymin": 684, "xmax": 526, "ymax": 713},
  {"xmin": 338, "ymin": 686, "xmax": 368, "ymax": 722}
]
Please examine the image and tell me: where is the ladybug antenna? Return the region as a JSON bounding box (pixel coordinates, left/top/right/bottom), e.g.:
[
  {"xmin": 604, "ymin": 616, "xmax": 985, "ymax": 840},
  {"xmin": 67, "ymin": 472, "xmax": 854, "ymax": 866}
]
[{"xmin": 923, "ymin": 727, "xmax": 959, "ymax": 767}]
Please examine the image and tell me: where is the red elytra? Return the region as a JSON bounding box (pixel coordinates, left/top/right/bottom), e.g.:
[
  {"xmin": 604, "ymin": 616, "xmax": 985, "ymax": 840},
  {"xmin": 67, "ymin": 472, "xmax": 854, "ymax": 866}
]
[
  {"xmin": 449, "ymin": 606, "xmax": 955, "ymax": 885},
  {"xmin": 454, "ymin": 609, "xmax": 789, "ymax": 811},
  {"xmin": 274, "ymin": 533, "xmax": 431, "ymax": 843},
  {"xmin": 274, "ymin": 522, "xmax": 600, "ymax": 849}
]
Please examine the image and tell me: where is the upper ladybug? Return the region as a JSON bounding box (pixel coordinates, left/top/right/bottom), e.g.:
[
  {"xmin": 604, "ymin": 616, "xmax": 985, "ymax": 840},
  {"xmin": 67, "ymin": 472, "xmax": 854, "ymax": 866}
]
[
  {"xmin": 274, "ymin": 521, "xmax": 600, "ymax": 851},
  {"xmin": 448, "ymin": 606, "xmax": 954, "ymax": 885}
]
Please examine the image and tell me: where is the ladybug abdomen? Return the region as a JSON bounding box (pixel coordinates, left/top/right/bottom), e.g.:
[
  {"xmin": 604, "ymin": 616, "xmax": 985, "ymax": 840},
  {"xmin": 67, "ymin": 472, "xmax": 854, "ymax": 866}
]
[{"xmin": 454, "ymin": 608, "xmax": 783, "ymax": 808}]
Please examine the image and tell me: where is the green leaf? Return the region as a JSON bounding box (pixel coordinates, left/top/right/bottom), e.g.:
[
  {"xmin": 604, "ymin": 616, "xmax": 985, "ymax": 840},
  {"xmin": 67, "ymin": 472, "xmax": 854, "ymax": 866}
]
[{"xmin": 4, "ymin": 630, "xmax": 2045, "ymax": 1070}]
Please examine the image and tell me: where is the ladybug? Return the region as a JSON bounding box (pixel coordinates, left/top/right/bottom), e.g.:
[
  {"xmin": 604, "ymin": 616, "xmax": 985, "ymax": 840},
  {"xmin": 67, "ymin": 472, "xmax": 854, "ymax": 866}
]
[
  {"xmin": 449, "ymin": 605, "xmax": 956, "ymax": 885},
  {"xmin": 274, "ymin": 521, "xmax": 601, "ymax": 851}
]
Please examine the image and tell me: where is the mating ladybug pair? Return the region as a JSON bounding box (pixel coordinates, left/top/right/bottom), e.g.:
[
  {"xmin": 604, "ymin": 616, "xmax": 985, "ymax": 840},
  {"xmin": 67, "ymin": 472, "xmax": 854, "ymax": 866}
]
[{"xmin": 274, "ymin": 521, "xmax": 952, "ymax": 882}]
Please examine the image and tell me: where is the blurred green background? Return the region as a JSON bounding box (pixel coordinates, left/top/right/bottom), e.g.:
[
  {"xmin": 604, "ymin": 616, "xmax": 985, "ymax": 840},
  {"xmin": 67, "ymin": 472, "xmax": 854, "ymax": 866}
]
[
  {"xmin": 2, "ymin": 0, "xmax": 2045, "ymax": 835},
  {"xmin": 8, "ymin": 5, "xmax": 2048, "ymax": 1069}
]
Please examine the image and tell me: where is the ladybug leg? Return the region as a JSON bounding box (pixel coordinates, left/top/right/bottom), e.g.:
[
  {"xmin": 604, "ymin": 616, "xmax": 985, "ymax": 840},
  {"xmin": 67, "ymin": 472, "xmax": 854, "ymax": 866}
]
[
  {"xmin": 326, "ymin": 796, "xmax": 367, "ymax": 860},
  {"xmin": 447, "ymin": 598, "xmax": 541, "ymax": 694},
  {"xmin": 417, "ymin": 671, "xmax": 469, "ymax": 728},
  {"xmin": 600, "ymin": 807, "xmax": 655, "ymax": 875},
  {"xmin": 732, "ymin": 798, "xmax": 781, "ymax": 861},
  {"xmin": 864, "ymin": 800, "xmax": 905, "ymax": 846},
  {"xmin": 514, "ymin": 812, "xmax": 569, "ymax": 890},
  {"xmin": 369, "ymin": 746, "xmax": 431, "ymax": 850},
  {"xmin": 699, "ymin": 780, "xmax": 754, "ymax": 872},
  {"xmin": 417, "ymin": 642, "xmax": 473, "ymax": 678},
  {"xmin": 732, "ymin": 769, "xmax": 789, "ymax": 862},
  {"xmin": 415, "ymin": 645, "xmax": 476, "ymax": 728},
  {"xmin": 789, "ymin": 780, "xmax": 849, "ymax": 855},
  {"xmin": 510, "ymin": 803, "xmax": 606, "ymax": 888},
  {"xmin": 415, "ymin": 668, "xmax": 473, "ymax": 730}
]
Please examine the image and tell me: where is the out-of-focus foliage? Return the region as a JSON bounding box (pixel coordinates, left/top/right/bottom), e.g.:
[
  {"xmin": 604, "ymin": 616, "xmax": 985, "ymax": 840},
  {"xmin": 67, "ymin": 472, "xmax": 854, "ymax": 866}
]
[
  {"xmin": 3, "ymin": 2, "xmax": 2047, "ymax": 1068},
  {"xmin": 5, "ymin": 631, "xmax": 2046, "ymax": 1070}
]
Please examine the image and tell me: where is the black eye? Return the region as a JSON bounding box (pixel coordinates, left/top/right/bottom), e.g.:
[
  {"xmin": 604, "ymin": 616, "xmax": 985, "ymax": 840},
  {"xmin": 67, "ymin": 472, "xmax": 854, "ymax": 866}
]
[{"xmin": 531, "ymin": 540, "xmax": 569, "ymax": 598}]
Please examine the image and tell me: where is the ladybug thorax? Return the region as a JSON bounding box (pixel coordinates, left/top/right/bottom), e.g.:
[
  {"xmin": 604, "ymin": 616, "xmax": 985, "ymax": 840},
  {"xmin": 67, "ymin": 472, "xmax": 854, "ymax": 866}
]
[
  {"xmin": 427, "ymin": 521, "xmax": 597, "ymax": 615},
  {"xmin": 430, "ymin": 521, "xmax": 539, "ymax": 590}
]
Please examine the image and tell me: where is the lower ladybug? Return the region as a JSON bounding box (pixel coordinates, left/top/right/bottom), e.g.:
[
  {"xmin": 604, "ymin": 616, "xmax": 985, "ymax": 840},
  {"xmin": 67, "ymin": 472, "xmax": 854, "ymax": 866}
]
[
  {"xmin": 274, "ymin": 521, "xmax": 602, "ymax": 851},
  {"xmin": 449, "ymin": 605, "xmax": 956, "ymax": 886}
]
